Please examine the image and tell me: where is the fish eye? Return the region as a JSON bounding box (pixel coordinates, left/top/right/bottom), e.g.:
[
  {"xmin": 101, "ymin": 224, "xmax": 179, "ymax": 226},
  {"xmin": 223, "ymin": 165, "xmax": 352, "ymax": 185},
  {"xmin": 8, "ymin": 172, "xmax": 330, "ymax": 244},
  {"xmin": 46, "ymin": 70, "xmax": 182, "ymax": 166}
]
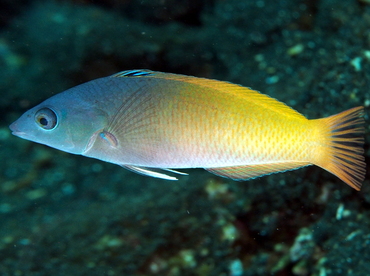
[{"xmin": 34, "ymin": 108, "xmax": 58, "ymax": 130}]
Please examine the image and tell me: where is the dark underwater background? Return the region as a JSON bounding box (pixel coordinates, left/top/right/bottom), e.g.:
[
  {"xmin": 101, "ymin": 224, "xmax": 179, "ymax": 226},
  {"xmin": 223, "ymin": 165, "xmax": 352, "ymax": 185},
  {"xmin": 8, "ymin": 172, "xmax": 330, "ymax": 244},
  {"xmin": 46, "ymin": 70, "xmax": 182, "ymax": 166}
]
[{"xmin": 1, "ymin": 0, "xmax": 370, "ymax": 275}]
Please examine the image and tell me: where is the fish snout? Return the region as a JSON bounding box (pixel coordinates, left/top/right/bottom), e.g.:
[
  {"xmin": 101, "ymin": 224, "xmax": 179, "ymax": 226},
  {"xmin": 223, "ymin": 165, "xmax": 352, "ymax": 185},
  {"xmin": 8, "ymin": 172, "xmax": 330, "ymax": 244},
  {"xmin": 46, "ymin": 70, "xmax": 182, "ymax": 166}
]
[{"xmin": 9, "ymin": 121, "xmax": 26, "ymax": 137}]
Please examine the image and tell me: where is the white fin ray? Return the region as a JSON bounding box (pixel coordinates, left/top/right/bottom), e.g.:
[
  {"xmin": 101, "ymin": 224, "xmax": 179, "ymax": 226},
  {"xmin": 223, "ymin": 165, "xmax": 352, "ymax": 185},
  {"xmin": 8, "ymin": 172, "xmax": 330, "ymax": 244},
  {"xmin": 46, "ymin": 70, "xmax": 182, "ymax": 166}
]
[{"xmin": 121, "ymin": 165, "xmax": 187, "ymax": 180}]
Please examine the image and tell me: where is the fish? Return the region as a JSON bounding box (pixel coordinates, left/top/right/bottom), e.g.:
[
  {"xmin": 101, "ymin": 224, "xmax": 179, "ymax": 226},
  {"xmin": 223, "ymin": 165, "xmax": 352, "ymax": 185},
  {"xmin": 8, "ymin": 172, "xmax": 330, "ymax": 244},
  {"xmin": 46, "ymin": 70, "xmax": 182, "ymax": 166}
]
[{"xmin": 9, "ymin": 69, "xmax": 366, "ymax": 190}]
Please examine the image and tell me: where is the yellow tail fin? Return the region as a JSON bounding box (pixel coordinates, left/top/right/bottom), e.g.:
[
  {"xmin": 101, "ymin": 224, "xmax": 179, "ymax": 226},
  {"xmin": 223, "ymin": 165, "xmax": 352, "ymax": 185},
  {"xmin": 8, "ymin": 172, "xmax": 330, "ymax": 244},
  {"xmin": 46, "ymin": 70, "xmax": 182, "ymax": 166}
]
[{"xmin": 313, "ymin": 106, "xmax": 365, "ymax": 190}]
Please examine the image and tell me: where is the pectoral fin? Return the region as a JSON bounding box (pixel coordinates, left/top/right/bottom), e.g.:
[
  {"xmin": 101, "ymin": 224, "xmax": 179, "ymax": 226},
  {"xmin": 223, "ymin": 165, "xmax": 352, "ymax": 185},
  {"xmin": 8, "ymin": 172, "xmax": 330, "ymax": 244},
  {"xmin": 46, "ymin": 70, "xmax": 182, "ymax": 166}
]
[
  {"xmin": 206, "ymin": 162, "xmax": 311, "ymax": 180},
  {"xmin": 121, "ymin": 165, "xmax": 187, "ymax": 180}
]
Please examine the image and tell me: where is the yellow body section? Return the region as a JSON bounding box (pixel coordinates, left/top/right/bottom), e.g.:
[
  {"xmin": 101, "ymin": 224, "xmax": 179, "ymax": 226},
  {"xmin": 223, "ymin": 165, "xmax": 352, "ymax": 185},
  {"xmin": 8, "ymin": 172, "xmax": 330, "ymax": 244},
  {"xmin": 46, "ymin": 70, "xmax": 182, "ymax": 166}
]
[{"xmin": 147, "ymin": 75, "xmax": 314, "ymax": 167}]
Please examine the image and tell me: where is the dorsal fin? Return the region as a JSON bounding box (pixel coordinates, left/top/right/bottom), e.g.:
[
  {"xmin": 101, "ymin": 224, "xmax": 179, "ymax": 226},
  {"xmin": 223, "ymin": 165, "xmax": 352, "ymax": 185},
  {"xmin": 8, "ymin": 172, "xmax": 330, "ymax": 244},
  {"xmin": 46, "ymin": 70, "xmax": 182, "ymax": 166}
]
[
  {"xmin": 112, "ymin": 70, "xmax": 154, "ymax": 77},
  {"xmin": 111, "ymin": 69, "xmax": 305, "ymax": 120}
]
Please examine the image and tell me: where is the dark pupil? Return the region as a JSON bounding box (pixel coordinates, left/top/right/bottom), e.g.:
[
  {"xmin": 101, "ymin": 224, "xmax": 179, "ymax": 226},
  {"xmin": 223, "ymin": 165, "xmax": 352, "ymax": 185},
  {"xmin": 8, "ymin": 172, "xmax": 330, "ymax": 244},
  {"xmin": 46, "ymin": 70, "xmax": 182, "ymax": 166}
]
[{"xmin": 39, "ymin": 117, "xmax": 48, "ymax": 126}]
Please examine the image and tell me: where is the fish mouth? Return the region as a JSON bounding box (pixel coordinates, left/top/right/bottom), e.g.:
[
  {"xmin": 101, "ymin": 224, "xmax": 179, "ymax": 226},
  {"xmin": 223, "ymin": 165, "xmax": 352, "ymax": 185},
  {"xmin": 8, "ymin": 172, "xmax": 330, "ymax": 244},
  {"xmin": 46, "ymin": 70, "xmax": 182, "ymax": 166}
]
[
  {"xmin": 11, "ymin": 130, "xmax": 26, "ymax": 137},
  {"xmin": 9, "ymin": 122, "xmax": 26, "ymax": 137}
]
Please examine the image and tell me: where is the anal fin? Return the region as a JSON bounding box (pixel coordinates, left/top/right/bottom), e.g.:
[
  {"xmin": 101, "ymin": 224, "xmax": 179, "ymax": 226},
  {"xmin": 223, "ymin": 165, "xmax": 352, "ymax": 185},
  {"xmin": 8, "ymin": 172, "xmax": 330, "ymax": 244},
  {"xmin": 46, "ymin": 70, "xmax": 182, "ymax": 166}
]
[{"xmin": 206, "ymin": 162, "xmax": 311, "ymax": 181}]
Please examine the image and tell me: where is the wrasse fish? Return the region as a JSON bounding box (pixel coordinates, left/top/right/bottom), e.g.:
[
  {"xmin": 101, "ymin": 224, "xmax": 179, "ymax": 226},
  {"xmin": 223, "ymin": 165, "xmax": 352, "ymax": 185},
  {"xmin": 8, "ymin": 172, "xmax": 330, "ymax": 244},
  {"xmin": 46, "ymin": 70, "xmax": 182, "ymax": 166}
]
[{"xmin": 10, "ymin": 70, "xmax": 366, "ymax": 190}]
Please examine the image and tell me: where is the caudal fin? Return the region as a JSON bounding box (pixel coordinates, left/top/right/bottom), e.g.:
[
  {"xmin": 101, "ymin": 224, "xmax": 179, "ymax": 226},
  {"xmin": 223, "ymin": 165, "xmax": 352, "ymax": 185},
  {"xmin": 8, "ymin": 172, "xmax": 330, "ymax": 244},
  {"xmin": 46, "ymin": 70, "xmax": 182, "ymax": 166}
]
[{"xmin": 313, "ymin": 106, "xmax": 365, "ymax": 190}]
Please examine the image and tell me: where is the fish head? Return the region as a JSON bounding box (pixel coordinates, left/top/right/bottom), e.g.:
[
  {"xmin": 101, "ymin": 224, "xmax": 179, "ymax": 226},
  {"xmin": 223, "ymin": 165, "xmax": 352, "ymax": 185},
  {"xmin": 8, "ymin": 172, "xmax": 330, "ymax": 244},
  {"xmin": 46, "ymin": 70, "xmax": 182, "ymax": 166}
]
[{"xmin": 9, "ymin": 90, "xmax": 109, "ymax": 155}]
